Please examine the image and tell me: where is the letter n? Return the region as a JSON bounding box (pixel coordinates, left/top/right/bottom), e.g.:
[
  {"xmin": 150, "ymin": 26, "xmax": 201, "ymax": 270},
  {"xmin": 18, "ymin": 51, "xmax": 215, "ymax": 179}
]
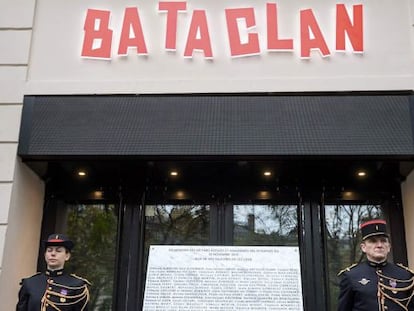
[{"xmin": 336, "ymin": 4, "xmax": 363, "ymax": 53}]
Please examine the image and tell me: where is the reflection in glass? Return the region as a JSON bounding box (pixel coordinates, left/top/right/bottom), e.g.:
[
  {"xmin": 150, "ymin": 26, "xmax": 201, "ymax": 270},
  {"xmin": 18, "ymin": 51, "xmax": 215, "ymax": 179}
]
[
  {"xmin": 142, "ymin": 204, "xmax": 210, "ymax": 305},
  {"xmin": 233, "ymin": 205, "xmax": 298, "ymax": 246},
  {"xmin": 325, "ymin": 204, "xmax": 384, "ymax": 311},
  {"xmin": 66, "ymin": 204, "xmax": 118, "ymax": 311},
  {"xmin": 145, "ymin": 205, "xmax": 210, "ymax": 246},
  {"xmin": 143, "ymin": 204, "xmax": 209, "ymax": 285}
]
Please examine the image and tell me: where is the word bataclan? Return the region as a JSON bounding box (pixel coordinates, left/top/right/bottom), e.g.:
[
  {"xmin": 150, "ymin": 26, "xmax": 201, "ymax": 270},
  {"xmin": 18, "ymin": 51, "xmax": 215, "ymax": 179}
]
[{"xmin": 81, "ymin": 2, "xmax": 363, "ymax": 60}]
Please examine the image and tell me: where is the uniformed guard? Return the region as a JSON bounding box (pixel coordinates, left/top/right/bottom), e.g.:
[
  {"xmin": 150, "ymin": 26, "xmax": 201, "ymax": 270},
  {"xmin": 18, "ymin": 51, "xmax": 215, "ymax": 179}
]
[
  {"xmin": 16, "ymin": 234, "xmax": 90, "ymax": 311},
  {"xmin": 337, "ymin": 219, "xmax": 414, "ymax": 311}
]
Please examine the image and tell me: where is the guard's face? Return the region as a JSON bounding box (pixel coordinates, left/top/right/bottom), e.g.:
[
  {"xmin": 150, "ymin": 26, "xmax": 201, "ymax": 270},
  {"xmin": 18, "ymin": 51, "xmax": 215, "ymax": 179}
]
[
  {"xmin": 360, "ymin": 236, "xmax": 390, "ymax": 262},
  {"xmin": 44, "ymin": 246, "xmax": 71, "ymax": 270}
]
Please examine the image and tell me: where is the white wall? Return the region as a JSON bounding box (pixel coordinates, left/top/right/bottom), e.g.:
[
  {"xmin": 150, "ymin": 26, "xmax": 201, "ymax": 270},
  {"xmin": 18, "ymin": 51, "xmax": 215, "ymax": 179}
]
[
  {"xmin": 0, "ymin": 160, "xmax": 44, "ymax": 310},
  {"xmin": 25, "ymin": 0, "xmax": 414, "ymax": 94},
  {"xmin": 0, "ymin": 0, "xmax": 45, "ymax": 309}
]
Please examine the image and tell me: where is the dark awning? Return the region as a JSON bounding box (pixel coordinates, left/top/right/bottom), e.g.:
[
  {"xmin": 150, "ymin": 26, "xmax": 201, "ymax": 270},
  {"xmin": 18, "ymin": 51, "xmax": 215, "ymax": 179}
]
[{"xmin": 18, "ymin": 94, "xmax": 414, "ymax": 159}]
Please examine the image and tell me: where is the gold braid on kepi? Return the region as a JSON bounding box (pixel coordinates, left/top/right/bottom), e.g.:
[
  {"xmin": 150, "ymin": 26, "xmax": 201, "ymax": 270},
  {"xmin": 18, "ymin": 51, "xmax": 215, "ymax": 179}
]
[
  {"xmin": 376, "ymin": 270, "xmax": 414, "ymax": 311},
  {"xmin": 40, "ymin": 279, "xmax": 90, "ymax": 311}
]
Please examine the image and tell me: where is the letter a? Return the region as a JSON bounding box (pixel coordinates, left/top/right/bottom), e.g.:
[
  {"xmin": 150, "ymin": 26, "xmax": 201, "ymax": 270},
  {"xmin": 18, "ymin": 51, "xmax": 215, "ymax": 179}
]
[
  {"xmin": 118, "ymin": 7, "xmax": 148, "ymax": 55},
  {"xmin": 300, "ymin": 9, "xmax": 330, "ymax": 58},
  {"xmin": 184, "ymin": 10, "xmax": 213, "ymax": 58}
]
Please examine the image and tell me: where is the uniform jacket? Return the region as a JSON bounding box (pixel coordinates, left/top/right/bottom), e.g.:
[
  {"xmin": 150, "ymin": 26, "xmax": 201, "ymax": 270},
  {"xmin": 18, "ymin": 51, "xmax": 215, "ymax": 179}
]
[
  {"xmin": 338, "ymin": 261, "xmax": 414, "ymax": 311},
  {"xmin": 16, "ymin": 269, "xmax": 90, "ymax": 311}
]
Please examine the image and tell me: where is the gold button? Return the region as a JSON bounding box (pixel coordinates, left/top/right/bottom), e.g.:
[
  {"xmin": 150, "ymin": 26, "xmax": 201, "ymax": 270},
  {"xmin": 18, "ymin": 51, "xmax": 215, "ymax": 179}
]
[
  {"xmin": 49, "ymin": 280, "xmax": 54, "ymax": 283},
  {"xmin": 47, "ymin": 295, "xmax": 50, "ymax": 298},
  {"xmin": 48, "ymin": 287, "xmax": 52, "ymax": 290}
]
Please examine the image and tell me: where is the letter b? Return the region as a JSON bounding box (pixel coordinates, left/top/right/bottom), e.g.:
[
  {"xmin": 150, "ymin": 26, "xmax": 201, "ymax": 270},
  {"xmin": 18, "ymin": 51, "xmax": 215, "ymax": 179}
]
[{"xmin": 81, "ymin": 9, "xmax": 113, "ymax": 59}]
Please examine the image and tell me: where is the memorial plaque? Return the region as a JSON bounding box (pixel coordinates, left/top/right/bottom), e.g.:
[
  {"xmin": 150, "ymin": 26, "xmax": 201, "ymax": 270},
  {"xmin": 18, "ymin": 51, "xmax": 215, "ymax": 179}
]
[{"xmin": 143, "ymin": 245, "xmax": 303, "ymax": 311}]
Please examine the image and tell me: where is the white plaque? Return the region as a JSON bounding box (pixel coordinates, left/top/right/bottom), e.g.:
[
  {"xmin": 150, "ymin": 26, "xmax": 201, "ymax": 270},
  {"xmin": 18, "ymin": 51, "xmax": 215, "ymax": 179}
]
[{"xmin": 143, "ymin": 245, "xmax": 304, "ymax": 311}]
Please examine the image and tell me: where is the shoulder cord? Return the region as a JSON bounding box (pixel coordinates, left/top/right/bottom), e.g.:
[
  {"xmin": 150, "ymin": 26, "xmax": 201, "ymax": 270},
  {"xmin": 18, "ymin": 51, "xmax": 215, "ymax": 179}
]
[
  {"xmin": 376, "ymin": 271, "xmax": 414, "ymax": 311},
  {"xmin": 379, "ymin": 289, "xmax": 414, "ymax": 311},
  {"xmin": 376, "ymin": 271, "xmax": 414, "ymax": 284},
  {"xmin": 41, "ymin": 285, "xmax": 89, "ymax": 311}
]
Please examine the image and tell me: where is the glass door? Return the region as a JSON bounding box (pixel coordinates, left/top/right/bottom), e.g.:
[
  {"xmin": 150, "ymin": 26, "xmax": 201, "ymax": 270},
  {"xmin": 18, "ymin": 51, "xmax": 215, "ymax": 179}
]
[
  {"xmin": 323, "ymin": 195, "xmax": 403, "ymax": 311},
  {"xmin": 139, "ymin": 196, "xmax": 309, "ymax": 310},
  {"xmin": 232, "ymin": 204, "xmax": 299, "ymax": 246},
  {"xmin": 39, "ymin": 159, "xmax": 408, "ymax": 311}
]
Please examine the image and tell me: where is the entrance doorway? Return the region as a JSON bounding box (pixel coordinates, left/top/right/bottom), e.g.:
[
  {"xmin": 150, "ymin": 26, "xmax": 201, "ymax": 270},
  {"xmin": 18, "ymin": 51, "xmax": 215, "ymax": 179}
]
[{"xmin": 39, "ymin": 159, "xmax": 407, "ymax": 310}]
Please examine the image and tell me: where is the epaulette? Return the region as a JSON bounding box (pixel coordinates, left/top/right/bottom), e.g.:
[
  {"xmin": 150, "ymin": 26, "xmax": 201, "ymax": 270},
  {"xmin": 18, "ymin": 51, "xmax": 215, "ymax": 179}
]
[
  {"xmin": 337, "ymin": 263, "xmax": 358, "ymax": 276},
  {"xmin": 397, "ymin": 263, "xmax": 414, "ymax": 274},
  {"xmin": 71, "ymin": 274, "xmax": 92, "ymax": 285}
]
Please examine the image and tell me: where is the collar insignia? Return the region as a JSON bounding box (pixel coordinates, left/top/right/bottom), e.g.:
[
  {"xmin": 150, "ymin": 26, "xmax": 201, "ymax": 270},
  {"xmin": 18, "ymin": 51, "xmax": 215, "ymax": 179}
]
[{"xmin": 358, "ymin": 278, "xmax": 370, "ymax": 285}]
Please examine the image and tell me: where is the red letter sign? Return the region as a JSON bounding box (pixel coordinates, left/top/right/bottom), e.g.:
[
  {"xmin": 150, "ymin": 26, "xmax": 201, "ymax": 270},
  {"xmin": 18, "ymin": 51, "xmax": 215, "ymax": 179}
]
[
  {"xmin": 336, "ymin": 4, "xmax": 363, "ymax": 53},
  {"xmin": 300, "ymin": 9, "xmax": 330, "ymax": 58},
  {"xmin": 184, "ymin": 10, "xmax": 213, "ymax": 58},
  {"xmin": 225, "ymin": 8, "xmax": 260, "ymax": 57},
  {"xmin": 267, "ymin": 3, "xmax": 293, "ymax": 51},
  {"xmin": 81, "ymin": 9, "xmax": 113, "ymax": 59},
  {"xmin": 159, "ymin": 1, "xmax": 187, "ymax": 51},
  {"xmin": 118, "ymin": 7, "xmax": 148, "ymax": 55}
]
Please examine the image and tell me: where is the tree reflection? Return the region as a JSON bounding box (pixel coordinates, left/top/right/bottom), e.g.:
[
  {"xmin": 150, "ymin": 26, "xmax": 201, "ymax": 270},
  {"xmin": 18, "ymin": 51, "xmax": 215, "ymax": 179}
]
[
  {"xmin": 325, "ymin": 204, "xmax": 383, "ymax": 311},
  {"xmin": 145, "ymin": 205, "xmax": 210, "ymax": 246},
  {"xmin": 234, "ymin": 205, "xmax": 298, "ymax": 246},
  {"xmin": 66, "ymin": 204, "xmax": 118, "ymax": 311},
  {"xmin": 143, "ymin": 204, "xmax": 210, "ymax": 287}
]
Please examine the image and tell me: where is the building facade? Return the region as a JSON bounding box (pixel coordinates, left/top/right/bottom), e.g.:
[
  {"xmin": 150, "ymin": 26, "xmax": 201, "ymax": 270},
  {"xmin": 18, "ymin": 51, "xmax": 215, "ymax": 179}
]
[{"xmin": 2, "ymin": 0, "xmax": 414, "ymax": 310}]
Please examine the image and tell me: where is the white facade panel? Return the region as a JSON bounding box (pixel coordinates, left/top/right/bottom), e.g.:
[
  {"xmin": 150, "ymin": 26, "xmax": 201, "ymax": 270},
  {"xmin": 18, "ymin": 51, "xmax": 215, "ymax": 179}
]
[
  {"xmin": 409, "ymin": 0, "xmax": 414, "ymax": 24},
  {"xmin": 0, "ymin": 31, "xmax": 31, "ymax": 64},
  {"xmin": 0, "ymin": 160, "xmax": 44, "ymax": 311},
  {"xmin": 26, "ymin": 0, "xmax": 414, "ymax": 94},
  {"xmin": 402, "ymin": 174, "xmax": 414, "ymax": 267},
  {"xmin": 0, "ymin": 184, "xmax": 12, "ymax": 224},
  {"xmin": 0, "ymin": 0, "xmax": 36, "ymax": 28},
  {"xmin": 0, "ymin": 144, "xmax": 17, "ymax": 181},
  {"xmin": 0, "ymin": 67, "xmax": 26, "ymax": 103},
  {"xmin": 0, "ymin": 225, "xmax": 6, "ymax": 267},
  {"xmin": 0, "ymin": 106, "xmax": 22, "ymax": 142}
]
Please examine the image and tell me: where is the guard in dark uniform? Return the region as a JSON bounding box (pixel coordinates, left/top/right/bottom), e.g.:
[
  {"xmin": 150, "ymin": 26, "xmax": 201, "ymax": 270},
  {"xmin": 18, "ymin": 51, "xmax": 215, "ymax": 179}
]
[
  {"xmin": 16, "ymin": 234, "xmax": 90, "ymax": 311},
  {"xmin": 338, "ymin": 219, "xmax": 414, "ymax": 311}
]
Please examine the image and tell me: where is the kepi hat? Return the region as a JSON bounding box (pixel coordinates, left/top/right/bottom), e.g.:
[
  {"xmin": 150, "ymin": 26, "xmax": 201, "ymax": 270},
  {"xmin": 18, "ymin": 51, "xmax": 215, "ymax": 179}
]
[
  {"xmin": 44, "ymin": 233, "xmax": 74, "ymax": 251},
  {"xmin": 360, "ymin": 219, "xmax": 389, "ymax": 240}
]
